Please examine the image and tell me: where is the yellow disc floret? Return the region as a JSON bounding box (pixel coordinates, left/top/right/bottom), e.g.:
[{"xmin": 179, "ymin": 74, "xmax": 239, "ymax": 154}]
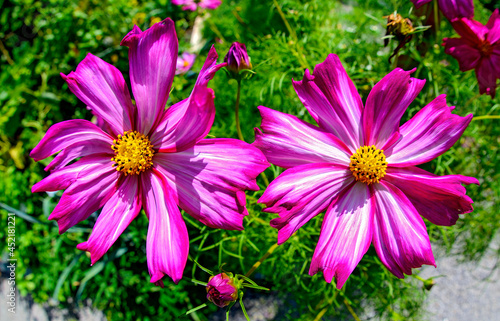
[
  {"xmin": 111, "ymin": 130, "xmax": 155, "ymax": 176},
  {"xmin": 349, "ymin": 145, "xmax": 388, "ymax": 185}
]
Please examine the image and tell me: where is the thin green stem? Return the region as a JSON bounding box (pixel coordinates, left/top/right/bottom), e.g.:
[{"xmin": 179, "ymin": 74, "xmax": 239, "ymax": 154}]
[
  {"xmin": 235, "ymin": 80, "xmax": 244, "ymax": 141},
  {"xmin": 472, "ymin": 115, "xmax": 500, "ymax": 121},
  {"xmin": 343, "ymin": 297, "xmax": 361, "ymax": 321},
  {"xmin": 434, "ymin": 0, "xmax": 440, "ymax": 41},
  {"xmin": 244, "ymin": 243, "xmax": 279, "ymax": 277},
  {"xmin": 185, "ymin": 303, "xmax": 207, "ymax": 316},
  {"xmin": 272, "ymin": 0, "xmax": 311, "ymax": 70}
]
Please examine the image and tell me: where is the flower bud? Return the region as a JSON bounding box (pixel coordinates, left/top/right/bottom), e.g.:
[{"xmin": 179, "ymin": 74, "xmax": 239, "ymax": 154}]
[
  {"xmin": 224, "ymin": 42, "xmax": 252, "ymax": 75},
  {"xmin": 206, "ymin": 273, "xmax": 239, "ymax": 308}
]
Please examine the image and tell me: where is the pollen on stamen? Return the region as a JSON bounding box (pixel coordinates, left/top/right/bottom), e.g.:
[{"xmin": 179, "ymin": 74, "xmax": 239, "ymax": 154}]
[
  {"xmin": 111, "ymin": 130, "xmax": 155, "ymax": 176},
  {"xmin": 349, "ymin": 145, "xmax": 388, "ymax": 185}
]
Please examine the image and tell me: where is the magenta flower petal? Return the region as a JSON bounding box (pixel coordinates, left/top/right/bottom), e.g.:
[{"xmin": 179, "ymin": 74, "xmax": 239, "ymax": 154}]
[
  {"xmin": 33, "ymin": 155, "xmax": 112, "ymax": 193},
  {"xmin": 385, "ymin": 94, "xmax": 472, "ymax": 166},
  {"xmin": 141, "ymin": 170, "xmax": 189, "ymax": 285},
  {"xmin": 411, "ymin": 0, "xmax": 431, "ymax": 9},
  {"xmin": 253, "ymin": 106, "xmax": 351, "ymax": 169},
  {"xmin": 438, "ymin": 0, "xmax": 474, "ymax": 21},
  {"xmin": 171, "ymin": 0, "xmax": 197, "ymax": 11},
  {"xmin": 60, "ymin": 54, "xmax": 135, "ymax": 137},
  {"xmin": 309, "ymin": 182, "xmax": 373, "ymax": 289},
  {"xmin": 475, "ymin": 57, "xmax": 498, "ymax": 97},
  {"xmin": 385, "ymin": 167, "xmax": 478, "ymax": 226},
  {"xmin": 486, "ymin": 10, "xmax": 500, "ymax": 39},
  {"xmin": 48, "ymin": 160, "xmax": 119, "ymax": 234},
  {"xmin": 362, "ymin": 68, "xmax": 426, "ymax": 149},
  {"xmin": 372, "ymin": 181, "xmax": 436, "ymax": 278},
  {"xmin": 293, "ymin": 54, "xmax": 363, "ymax": 150},
  {"xmin": 199, "ymin": 0, "xmax": 221, "ymax": 10},
  {"xmin": 30, "ymin": 119, "xmax": 113, "ymax": 163},
  {"xmin": 442, "ymin": 37, "xmax": 482, "ymax": 71},
  {"xmin": 121, "ymin": 18, "xmax": 178, "ymax": 136},
  {"xmin": 155, "ymin": 138, "xmax": 268, "ymax": 230},
  {"xmin": 150, "ymin": 46, "xmax": 225, "ymax": 152},
  {"xmin": 45, "ymin": 140, "xmax": 113, "ymax": 171},
  {"xmin": 263, "ymin": 163, "xmax": 353, "ymax": 245},
  {"xmin": 77, "ymin": 175, "xmax": 141, "ymax": 264}
]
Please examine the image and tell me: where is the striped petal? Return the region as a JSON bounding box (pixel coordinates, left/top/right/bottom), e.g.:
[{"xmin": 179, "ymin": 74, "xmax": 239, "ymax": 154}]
[
  {"xmin": 309, "ymin": 182, "xmax": 373, "ymax": 289},
  {"xmin": 362, "ymin": 68, "xmax": 425, "ymax": 149},
  {"xmin": 30, "ymin": 119, "xmax": 113, "ymax": 164},
  {"xmin": 262, "ymin": 163, "xmax": 354, "ymax": 244},
  {"xmin": 121, "ymin": 18, "xmax": 178, "ymax": 135},
  {"xmin": 371, "ymin": 181, "xmax": 436, "ymax": 278},
  {"xmin": 293, "ymin": 54, "xmax": 363, "ymax": 151},
  {"xmin": 61, "ymin": 54, "xmax": 135, "ymax": 136},
  {"xmin": 141, "ymin": 170, "xmax": 188, "ymax": 285},
  {"xmin": 253, "ymin": 106, "xmax": 351, "ymax": 169},
  {"xmin": 77, "ymin": 175, "xmax": 141, "ymax": 264},
  {"xmin": 154, "ymin": 138, "xmax": 268, "ymax": 230},
  {"xmin": 47, "ymin": 157, "xmax": 119, "ymax": 234},
  {"xmin": 385, "ymin": 95, "xmax": 472, "ymax": 166},
  {"xmin": 384, "ymin": 167, "xmax": 479, "ymax": 226}
]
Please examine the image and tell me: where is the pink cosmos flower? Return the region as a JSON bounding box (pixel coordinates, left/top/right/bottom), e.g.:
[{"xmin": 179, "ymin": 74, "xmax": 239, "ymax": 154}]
[
  {"xmin": 30, "ymin": 18, "xmax": 268, "ymax": 286},
  {"xmin": 176, "ymin": 52, "xmax": 197, "ymax": 75},
  {"xmin": 206, "ymin": 273, "xmax": 239, "ymax": 308},
  {"xmin": 172, "ymin": 0, "xmax": 221, "ymax": 11},
  {"xmin": 411, "ymin": 0, "xmax": 474, "ymax": 21},
  {"xmin": 443, "ymin": 9, "xmax": 500, "ymax": 98},
  {"xmin": 254, "ymin": 54, "xmax": 478, "ymax": 289}
]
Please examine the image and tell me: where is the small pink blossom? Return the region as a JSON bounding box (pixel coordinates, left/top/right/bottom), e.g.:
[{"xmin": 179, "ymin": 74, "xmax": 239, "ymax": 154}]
[
  {"xmin": 172, "ymin": 0, "xmax": 221, "ymax": 11},
  {"xmin": 443, "ymin": 9, "xmax": 500, "ymax": 97},
  {"xmin": 176, "ymin": 52, "xmax": 197, "ymax": 75},
  {"xmin": 411, "ymin": 0, "xmax": 474, "ymax": 21},
  {"xmin": 31, "ymin": 18, "xmax": 268, "ymax": 286},
  {"xmin": 254, "ymin": 54, "xmax": 478, "ymax": 289}
]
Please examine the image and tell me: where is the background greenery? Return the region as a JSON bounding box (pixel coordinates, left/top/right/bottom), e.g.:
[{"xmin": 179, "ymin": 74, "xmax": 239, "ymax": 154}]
[{"xmin": 1, "ymin": 0, "xmax": 499, "ymax": 319}]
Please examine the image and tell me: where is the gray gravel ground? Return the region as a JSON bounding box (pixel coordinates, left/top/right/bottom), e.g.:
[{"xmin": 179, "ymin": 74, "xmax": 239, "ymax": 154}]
[{"xmin": 2, "ymin": 236, "xmax": 499, "ymax": 321}]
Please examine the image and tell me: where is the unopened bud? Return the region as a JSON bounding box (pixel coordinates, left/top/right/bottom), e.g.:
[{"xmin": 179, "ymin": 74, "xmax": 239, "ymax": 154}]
[
  {"xmin": 206, "ymin": 273, "xmax": 239, "ymax": 308},
  {"xmin": 224, "ymin": 42, "xmax": 252, "ymax": 76}
]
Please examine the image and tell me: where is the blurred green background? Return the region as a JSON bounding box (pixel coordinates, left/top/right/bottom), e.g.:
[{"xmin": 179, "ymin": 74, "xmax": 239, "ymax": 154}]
[{"xmin": 1, "ymin": 0, "xmax": 499, "ymax": 320}]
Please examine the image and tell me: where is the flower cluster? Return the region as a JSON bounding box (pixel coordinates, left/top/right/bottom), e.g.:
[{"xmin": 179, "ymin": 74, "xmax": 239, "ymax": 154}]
[{"xmin": 31, "ymin": 9, "xmax": 480, "ymax": 295}]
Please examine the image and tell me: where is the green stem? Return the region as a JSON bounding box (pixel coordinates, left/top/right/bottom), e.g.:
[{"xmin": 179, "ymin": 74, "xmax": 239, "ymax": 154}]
[
  {"xmin": 235, "ymin": 80, "xmax": 244, "ymax": 141},
  {"xmin": 434, "ymin": 0, "xmax": 439, "ymax": 41},
  {"xmin": 244, "ymin": 243, "xmax": 279, "ymax": 277},
  {"xmin": 272, "ymin": 0, "xmax": 310, "ymax": 70},
  {"xmin": 472, "ymin": 115, "xmax": 500, "ymax": 121},
  {"xmin": 185, "ymin": 303, "xmax": 207, "ymax": 316}
]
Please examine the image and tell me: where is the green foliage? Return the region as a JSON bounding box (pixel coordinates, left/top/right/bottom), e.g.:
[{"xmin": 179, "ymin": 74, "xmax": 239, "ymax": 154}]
[{"xmin": 1, "ymin": 0, "xmax": 499, "ymax": 320}]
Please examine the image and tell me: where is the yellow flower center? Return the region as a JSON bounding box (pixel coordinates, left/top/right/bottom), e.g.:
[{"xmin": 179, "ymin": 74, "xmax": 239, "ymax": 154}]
[
  {"xmin": 111, "ymin": 130, "xmax": 155, "ymax": 176},
  {"xmin": 349, "ymin": 145, "xmax": 388, "ymax": 185}
]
